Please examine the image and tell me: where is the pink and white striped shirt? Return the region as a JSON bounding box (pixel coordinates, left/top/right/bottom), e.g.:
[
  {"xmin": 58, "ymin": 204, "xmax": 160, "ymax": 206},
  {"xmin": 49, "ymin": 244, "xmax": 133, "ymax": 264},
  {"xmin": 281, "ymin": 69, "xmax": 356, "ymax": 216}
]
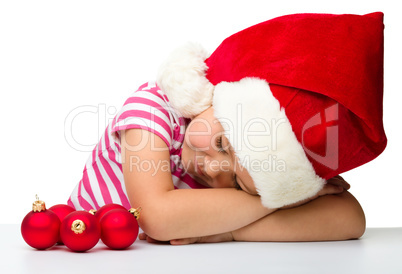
[{"xmin": 68, "ymin": 81, "xmax": 206, "ymax": 211}]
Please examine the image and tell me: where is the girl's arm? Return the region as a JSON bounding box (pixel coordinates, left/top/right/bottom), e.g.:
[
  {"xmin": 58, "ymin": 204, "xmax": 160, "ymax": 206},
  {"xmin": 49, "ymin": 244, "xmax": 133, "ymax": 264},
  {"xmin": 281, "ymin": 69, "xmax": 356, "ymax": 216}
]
[
  {"xmin": 121, "ymin": 129, "xmax": 273, "ymax": 241},
  {"xmin": 168, "ymin": 190, "xmax": 365, "ymax": 244},
  {"xmin": 232, "ymin": 190, "xmax": 365, "ymax": 242}
]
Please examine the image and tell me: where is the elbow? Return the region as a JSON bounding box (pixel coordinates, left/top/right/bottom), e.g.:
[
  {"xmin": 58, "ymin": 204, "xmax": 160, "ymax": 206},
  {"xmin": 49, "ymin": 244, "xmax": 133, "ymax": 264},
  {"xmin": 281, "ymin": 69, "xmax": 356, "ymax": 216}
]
[
  {"xmin": 136, "ymin": 203, "xmax": 174, "ymax": 241},
  {"xmin": 139, "ymin": 221, "xmax": 172, "ymax": 242},
  {"xmin": 348, "ymin": 202, "xmax": 366, "ymax": 240},
  {"xmin": 337, "ymin": 191, "xmax": 366, "ymax": 240},
  {"xmin": 344, "ymin": 208, "xmax": 366, "ymax": 240}
]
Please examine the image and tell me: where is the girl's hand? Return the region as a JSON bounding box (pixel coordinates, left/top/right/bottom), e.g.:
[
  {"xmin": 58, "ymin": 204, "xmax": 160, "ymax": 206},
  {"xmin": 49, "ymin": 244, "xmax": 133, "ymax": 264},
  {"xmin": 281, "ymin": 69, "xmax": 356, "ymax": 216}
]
[
  {"xmin": 326, "ymin": 175, "xmax": 350, "ymax": 190},
  {"xmin": 139, "ymin": 232, "xmax": 234, "ymax": 245},
  {"xmin": 139, "ymin": 232, "xmax": 170, "ymax": 244},
  {"xmin": 281, "ymin": 175, "xmax": 350, "ymax": 209},
  {"xmin": 170, "ymin": 232, "xmax": 234, "ymax": 245}
]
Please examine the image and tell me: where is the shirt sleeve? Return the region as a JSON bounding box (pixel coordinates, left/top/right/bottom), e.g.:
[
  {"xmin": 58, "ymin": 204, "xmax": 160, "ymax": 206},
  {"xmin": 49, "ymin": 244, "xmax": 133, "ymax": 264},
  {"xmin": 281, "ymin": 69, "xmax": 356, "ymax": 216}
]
[{"xmin": 111, "ymin": 82, "xmax": 174, "ymax": 149}]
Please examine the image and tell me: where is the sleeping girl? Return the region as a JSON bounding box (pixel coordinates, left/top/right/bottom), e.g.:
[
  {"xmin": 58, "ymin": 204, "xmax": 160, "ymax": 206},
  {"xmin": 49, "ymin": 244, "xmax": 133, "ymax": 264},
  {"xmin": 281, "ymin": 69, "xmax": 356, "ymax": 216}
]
[{"xmin": 68, "ymin": 12, "xmax": 386, "ymax": 244}]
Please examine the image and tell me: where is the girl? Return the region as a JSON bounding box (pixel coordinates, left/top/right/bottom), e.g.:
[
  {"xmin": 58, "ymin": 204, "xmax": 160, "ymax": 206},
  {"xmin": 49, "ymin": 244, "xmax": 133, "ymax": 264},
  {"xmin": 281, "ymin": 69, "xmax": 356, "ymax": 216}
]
[
  {"xmin": 68, "ymin": 12, "xmax": 385, "ymax": 244},
  {"xmin": 68, "ymin": 80, "xmax": 364, "ymax": 244}
]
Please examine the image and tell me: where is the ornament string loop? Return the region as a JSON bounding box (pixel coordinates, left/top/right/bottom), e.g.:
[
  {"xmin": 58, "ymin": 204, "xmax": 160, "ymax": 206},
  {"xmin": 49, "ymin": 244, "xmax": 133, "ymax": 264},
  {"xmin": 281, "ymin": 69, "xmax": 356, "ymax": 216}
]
[{"xmin": 32, "ymin": 195, "xmax": 46, "ymax": 212}]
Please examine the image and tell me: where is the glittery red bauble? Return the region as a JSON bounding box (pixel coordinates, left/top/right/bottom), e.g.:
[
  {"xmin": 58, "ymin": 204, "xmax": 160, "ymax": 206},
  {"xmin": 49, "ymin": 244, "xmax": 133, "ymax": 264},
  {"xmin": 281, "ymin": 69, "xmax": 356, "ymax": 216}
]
[
  {"xmin": 60, "ymin": 211, "xmax": 101, "ymax": 252},
  {"xmin": 48, "ymin": 204, "xmax": 75, "ymax": 244},
  {"xmin": 100, "ymin": 209, "xmax": 139, "ymax": 250},
  {"xmin": 95, "ymin": 203, "xmax": 127, "ymax": 222},
  {"xmin": 21, "ymin": 202, "xmax": 60, "ymax": 250}
]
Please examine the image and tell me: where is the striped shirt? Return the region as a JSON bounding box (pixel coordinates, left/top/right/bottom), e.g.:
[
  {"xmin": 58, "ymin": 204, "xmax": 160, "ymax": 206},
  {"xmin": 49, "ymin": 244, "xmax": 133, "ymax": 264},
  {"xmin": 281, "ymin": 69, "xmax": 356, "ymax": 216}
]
[{"xmin": 68, "ymin": 81, "xmax": 206, "ymax": 211}]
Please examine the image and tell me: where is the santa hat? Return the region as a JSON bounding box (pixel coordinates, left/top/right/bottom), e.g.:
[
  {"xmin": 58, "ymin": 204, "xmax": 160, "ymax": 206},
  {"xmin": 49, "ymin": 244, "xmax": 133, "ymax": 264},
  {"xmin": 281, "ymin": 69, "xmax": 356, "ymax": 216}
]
[{"xmin": 157, "ymin": 12, "xmax": 387, "ymax": 208}]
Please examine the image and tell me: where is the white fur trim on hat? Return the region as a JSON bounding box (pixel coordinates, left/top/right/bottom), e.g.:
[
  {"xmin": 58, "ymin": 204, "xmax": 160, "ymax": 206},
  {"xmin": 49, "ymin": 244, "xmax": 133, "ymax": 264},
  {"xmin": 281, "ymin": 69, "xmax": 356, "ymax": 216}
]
[
  {"xmin": 213, "ymin": 77, "xmax": 325, "ymax": 208},
  {"xmin": 156, "ymin": 42, "xmax": 214, "ymax": 119}
]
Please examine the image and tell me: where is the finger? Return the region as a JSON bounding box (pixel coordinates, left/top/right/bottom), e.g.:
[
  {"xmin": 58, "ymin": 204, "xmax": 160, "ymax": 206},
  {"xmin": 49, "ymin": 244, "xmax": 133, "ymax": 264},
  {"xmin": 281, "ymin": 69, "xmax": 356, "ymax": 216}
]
[
  {"xmin": 327, "ymin": 176, "xmax": 350, "ymax": 190},
  {"xmin": 144, "ymin": 236, "xmax": 171, "ymax": 244},
  {"xmin": 146, "ymin": 236, "xmax": 159, "ymax": 243},
  {"xmin": 170, "ymin": 239, "xmax": 185, "ymax": 245},
  {"xmin": 336, "ymin": 178, "xmax": 350, "ymax": 190},
  {"xmin": 318, "ymin": 184, "xmax": 343, "ymax": 196},
  {"xmin": 335, "ymin": 175, "xmax": 345, "ymax": 181},
  {"xmin": 170, "ymin": 238, "xmax": 198, "ymax": 245},
  {"xmin": 139, "ymin": 233, "xmax": 147, "ymax": 240}
]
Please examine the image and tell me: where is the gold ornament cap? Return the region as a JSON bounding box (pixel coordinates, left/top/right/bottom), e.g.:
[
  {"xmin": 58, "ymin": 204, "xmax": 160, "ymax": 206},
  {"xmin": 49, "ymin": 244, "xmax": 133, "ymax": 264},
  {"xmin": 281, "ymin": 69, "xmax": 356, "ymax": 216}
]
[
  {"xmin": 128, "ymin": 207, "xmax": 142, "ymax": 220},
  {"xmin": 71, "ymin": 219, "xmax": 86, "ymax": 234},
  {"xmin": 32, "ymin": 195, "xmax": 46, "ymax": 212}
]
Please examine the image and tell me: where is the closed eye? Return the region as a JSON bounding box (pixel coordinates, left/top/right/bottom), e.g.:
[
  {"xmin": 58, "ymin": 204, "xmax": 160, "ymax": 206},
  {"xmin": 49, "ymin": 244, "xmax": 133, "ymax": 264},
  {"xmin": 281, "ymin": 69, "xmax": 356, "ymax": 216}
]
[{"xmin": 216, "ymin": 136, "xmax": 227, "ymax": 154}]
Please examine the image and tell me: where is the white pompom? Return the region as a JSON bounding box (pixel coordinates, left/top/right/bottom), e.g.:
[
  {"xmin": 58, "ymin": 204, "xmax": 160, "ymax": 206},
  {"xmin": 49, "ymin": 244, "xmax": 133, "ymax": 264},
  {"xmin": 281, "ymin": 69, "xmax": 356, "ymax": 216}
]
[{"xmin": 156, "ymin": 42, "xmax": 214, "ymax": 118}]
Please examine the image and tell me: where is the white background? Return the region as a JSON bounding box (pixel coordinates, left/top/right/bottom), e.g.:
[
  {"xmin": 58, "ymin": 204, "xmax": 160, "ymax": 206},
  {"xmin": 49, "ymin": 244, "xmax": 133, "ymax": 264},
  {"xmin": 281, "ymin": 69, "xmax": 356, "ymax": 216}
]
[{"xmin": 0, "ymin": 0, "xmax": 400, "ymax": 227}]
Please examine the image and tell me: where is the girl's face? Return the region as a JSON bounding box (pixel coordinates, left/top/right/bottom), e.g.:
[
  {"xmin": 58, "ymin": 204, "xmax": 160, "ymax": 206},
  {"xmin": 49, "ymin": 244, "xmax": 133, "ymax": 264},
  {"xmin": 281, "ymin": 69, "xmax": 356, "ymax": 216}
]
[{"xmin": 181, "ymin": 107, "xmax": 257, "ymax": 195}]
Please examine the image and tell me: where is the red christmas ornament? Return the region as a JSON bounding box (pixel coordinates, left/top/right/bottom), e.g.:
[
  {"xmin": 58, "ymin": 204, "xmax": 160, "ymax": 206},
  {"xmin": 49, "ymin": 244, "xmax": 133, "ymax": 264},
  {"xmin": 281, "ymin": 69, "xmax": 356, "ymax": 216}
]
[
  {"xmin": 100, "ymin": 208, "xmax": 140, "ymax": 250},
  {"xmin": 60, "ymin": 211, "xmax": 101, "ymax": 252},
  {"xmin": 94, "ymin": 203, "xmax": 127, "ymax": 223},
  {"xmin": 21, "ymin": 196, "xmax": 60, "ymax": 250},
  {"xmin": 48, "ymin": 204, "xmax": 75, "ymax": 244}
]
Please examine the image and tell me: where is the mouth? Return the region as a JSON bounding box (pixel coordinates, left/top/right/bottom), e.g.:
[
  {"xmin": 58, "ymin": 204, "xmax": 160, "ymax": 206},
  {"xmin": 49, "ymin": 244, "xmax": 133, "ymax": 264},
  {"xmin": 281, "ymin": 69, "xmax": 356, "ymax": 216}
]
[
  {"xmin": 196, "ymin": 163, "xmax": 205, "ymax": 177},
  {"xmin": 194, "ymin": 155, "xmax": 206, "ymax": 177}
]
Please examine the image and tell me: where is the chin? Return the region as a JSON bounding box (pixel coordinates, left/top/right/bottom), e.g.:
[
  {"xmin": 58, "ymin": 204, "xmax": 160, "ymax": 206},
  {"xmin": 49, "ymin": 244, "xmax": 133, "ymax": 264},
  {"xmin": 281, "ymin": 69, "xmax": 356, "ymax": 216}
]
[{"xmin": 194, "ymin": 176, "xmax": 210, "ymax": 188}]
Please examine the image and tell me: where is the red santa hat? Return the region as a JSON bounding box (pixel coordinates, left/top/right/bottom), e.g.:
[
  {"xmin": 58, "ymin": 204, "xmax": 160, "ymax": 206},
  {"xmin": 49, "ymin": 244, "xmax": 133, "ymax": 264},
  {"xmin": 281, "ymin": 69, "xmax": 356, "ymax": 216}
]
[{"xmin": 157, "ymin": 12, "xmax": 387, "ymax": 208}]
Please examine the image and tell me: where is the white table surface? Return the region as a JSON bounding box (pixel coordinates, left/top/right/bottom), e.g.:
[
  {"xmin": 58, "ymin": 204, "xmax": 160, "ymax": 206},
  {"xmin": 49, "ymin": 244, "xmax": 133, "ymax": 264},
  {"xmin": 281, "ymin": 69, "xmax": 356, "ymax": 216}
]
[{"xmin": 1, "ymin": 224, "xmax": 401, "ymax": 274}]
